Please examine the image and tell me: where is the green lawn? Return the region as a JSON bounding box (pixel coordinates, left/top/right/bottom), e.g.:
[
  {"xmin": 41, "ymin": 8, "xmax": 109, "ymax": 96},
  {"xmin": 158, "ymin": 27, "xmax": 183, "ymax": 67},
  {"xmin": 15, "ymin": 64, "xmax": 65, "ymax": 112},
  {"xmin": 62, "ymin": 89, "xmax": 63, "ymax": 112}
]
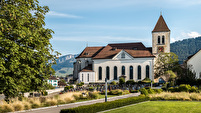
[{"xmin": 103, "ymin": 101, "xmax": 201, "ymax": 113}]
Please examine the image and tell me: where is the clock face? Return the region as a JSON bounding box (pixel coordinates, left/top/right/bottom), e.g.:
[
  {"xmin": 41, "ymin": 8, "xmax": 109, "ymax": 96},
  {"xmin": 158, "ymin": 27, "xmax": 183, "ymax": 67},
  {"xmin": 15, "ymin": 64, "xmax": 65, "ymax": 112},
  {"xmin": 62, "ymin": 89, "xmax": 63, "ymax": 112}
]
[{"xmin": 158, "ymin": 46, "xmax": 164, "ymax": 52}]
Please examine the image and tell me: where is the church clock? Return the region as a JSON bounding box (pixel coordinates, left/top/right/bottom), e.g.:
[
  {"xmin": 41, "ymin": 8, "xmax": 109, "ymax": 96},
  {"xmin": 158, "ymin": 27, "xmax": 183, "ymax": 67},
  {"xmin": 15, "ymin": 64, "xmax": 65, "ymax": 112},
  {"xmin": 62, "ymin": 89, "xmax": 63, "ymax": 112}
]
[{"xmin": 158, "ymin": 46, "xmax": 164, "ymax": 53}]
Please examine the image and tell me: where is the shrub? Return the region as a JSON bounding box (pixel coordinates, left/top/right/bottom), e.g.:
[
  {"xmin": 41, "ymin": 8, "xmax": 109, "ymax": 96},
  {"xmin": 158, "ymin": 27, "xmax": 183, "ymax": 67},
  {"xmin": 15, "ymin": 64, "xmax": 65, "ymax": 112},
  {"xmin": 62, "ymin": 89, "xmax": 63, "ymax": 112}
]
[
  {"xmin": 111, "ymin": 81, "xmax": 116, "ymax": 85},
  {"xmin": 130, "ymin": 90, "xmax": 139, "ymax": 93},
  {"xmin": 60, "ymin": 95, "xmax": 149, "ymax": 113},
  {"xmin": 88, "ymin": 87, "xmax": 94, "ymax": 91},
  {"xmin": 179, "ymin": 84, "xmax": 191, "ymax": 92},
  {"xmin": 168, "ymin": 84, "xmax": 198, "ymax": 93},
  {"xmin": 147, "ymin": 88, "xmax": 155, "ymax": 94},
  {"xmin": 119, "ymin": 77, "xmax": 125, "ymax": 85},
  {"xmin": 153, "ymin": 89, "xmax": 163, "ymax": 93},
  {"xmin": 45, "ymin": 99, "xmax": 57, "ymax": 106},
  {"xmin": 42, "ymin": 91, "xmax": 48, "ymax": 96},
  {"xmin": 109, "ymin": 89, "xmax": 123, "ymax": 95},
  {"xmin": 122, "ymin": 90, "xmax": 130, "ymax": 95},
  {"xmin": 88, "ymin": 92, "xmax": 100, "ymax": 99},
  {"xmin": 23, "ymin": 102, "xmax": 31, "ymax": 110},
  {"xmin": 140, "ymin": 88, "xmax": 149, "ymax": 96},
  {"xmin": 77, "ymin": 82, "xmax": 84, "ymax": 86},
  {"xmin": 126, "ymin": 79, "xmax": 135, "ymax": 85},
  {"xmin": 12, "ymin": 102, "xmax": 24, "ymax": 111},
  {"xmin": 0, "ymin": 104, "xmax": 14, "ymax": 113},
  {"xmin": 73, "ymin": 94, "xmax": 80, "ymax": 101}
]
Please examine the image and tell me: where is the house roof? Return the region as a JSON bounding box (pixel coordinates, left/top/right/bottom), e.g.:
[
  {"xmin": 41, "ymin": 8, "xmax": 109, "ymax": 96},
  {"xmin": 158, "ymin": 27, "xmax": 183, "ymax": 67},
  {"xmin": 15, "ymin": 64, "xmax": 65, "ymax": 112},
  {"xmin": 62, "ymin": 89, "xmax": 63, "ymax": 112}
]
[
  {"xmin": 93, "ymin": 42, "xmax": 154, "ymax": 59},
  {"xmin": 48, "ymin": 76, "xmax": 58, "ymax": 80},
  {"xmin": 187, "ymin": 49, "xmax": 201, "ymax": 62},
  {"xmin": 152, "ymin": 15, "xmax": 170, "ymax": 32},
  {"xmin": 80, "ymin": 64, "xmax": 93, "ymax": 72},
  {"xmin": 76, "ymin": 46, "xmax": 104, "ymax": 58}
]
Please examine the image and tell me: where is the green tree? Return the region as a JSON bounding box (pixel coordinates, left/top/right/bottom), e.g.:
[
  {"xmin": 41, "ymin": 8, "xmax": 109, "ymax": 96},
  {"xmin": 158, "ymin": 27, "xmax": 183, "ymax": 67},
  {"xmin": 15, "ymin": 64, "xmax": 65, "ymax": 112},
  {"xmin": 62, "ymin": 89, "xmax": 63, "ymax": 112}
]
[
  {"xmin": 0, "ymin": 0, "xmax": 59, "ymax": 99},
  {"xmin": 154, "ymin": 52, "xmax": 179, "ymax": 78},
  {"xmin": 119, "ymin": 77, "xmax": 125, "ymax": 86}
]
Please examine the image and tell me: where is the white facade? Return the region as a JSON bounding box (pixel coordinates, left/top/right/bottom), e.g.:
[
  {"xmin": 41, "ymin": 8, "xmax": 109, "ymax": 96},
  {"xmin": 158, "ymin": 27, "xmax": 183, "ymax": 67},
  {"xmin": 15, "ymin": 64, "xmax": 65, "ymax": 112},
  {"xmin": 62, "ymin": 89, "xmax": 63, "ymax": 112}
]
[
  {"xmin": 47, "ymin": 79, "xmax": 58, "ymax": 87},
  {"xmin": 78, "ymin": 72, "xmax": 95, "ymax": 83},
  {"xmin": 77, "ymin": 50, "xmax": 154, "ymax": 83},
  {"xmin": 187, "ymin": 50, "xmax": 201, "ymax": 78}
]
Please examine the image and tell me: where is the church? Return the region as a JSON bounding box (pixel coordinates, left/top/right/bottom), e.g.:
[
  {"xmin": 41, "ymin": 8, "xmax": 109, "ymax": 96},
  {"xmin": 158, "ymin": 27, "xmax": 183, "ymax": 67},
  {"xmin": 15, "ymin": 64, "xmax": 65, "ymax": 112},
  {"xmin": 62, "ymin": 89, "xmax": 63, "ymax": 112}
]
[{"xmin": 73, "ymin": 14, "xmax": 170, "ymax": 84}]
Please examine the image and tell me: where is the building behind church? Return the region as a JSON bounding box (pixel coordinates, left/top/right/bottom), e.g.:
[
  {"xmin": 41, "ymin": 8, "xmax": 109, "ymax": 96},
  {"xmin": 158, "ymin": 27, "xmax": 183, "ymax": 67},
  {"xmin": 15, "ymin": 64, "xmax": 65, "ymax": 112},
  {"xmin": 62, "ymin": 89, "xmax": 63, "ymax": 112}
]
[{"xmin": 73, "ymin": 14, "xmax": 170, "ymax": 84}]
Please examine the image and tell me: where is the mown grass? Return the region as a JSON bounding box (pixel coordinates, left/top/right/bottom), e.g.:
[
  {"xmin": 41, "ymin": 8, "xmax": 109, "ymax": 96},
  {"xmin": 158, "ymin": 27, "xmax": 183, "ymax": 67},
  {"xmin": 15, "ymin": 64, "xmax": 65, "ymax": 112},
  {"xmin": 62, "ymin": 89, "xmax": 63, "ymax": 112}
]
[{"xmin": 103, "ymin": 101, "xmax": 201, "ymax": 113}]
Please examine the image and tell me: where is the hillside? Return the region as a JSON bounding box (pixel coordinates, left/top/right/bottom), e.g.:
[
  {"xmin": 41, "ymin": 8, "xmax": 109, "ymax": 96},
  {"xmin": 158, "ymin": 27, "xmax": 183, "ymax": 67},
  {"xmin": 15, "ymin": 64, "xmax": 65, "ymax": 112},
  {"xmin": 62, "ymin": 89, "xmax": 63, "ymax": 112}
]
[
  {"xmin": 170, "ymin": 36, "xmax": 201, "ymax": 63},
  {"xmin": 52, "ymin": 54, "xmax": 78, "ymax": 77}
]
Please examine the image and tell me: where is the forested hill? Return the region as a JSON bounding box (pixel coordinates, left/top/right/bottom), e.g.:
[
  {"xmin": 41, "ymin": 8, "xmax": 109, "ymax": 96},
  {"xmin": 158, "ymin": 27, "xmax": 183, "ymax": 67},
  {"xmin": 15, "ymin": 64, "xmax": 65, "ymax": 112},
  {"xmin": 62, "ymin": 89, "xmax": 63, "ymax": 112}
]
[{"xmin": 170, "ymin": 36, "xmax": 201, "ymax": 63}]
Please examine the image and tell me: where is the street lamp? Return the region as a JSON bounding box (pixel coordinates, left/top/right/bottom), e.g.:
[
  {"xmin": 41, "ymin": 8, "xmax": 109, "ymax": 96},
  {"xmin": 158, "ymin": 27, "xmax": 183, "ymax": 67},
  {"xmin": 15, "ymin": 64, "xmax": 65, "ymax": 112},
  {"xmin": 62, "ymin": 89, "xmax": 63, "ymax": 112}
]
[{"xmin": 105, "ymin": 78, "xmax": 107, "ymax": 102}]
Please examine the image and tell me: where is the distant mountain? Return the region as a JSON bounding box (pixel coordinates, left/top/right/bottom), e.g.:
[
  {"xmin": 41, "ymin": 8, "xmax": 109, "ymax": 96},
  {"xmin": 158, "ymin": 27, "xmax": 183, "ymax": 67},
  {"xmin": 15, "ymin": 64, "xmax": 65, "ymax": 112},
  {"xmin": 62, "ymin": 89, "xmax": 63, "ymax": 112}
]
[
  {"xmin": 170, "ymin": 36, "xmax": 201, "ymax": 63},
  {"xmin": 52, "ymin": 54, "xmax": 78, "ymax": 77}
]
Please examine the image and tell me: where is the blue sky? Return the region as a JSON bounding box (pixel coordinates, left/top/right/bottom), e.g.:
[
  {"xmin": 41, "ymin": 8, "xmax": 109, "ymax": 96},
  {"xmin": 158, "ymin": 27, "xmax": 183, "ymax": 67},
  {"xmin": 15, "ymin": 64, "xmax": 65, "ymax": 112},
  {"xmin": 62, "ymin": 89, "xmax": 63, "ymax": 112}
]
[{"xmin": 39, "ymin": 0, "xmax": 201, "ymax": 56}]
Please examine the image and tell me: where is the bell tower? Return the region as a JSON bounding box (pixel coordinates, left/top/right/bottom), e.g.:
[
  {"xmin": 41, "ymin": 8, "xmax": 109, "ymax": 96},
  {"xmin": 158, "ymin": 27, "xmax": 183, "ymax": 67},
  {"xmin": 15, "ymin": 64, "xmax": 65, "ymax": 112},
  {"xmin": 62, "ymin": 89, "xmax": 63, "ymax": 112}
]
[{"xmin": 152, "ymin": 14, "xmax": 170, "ymax": 55}]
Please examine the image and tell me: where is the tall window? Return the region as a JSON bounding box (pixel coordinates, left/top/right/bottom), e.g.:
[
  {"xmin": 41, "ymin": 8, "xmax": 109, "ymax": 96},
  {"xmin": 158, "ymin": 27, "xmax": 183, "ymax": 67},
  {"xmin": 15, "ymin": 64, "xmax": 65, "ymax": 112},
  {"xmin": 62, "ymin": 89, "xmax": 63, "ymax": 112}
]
[
  {"xmin": 122, "ymin": 66, "xmax": 125, "ymax": 75},
  {"xmin": 87, "ymin": 74, "xmax": 89, "ymax": 82},
  {"xmin": 146, "ymin": 65, "xmax": 150, "ymax": 78},
  {"xmin": 138, "ymin": 65, "xmax": 141, "ymax": 79},
  {"xmin": 158, "ymin": 36, "xmax": 160, "ymax": 44},
  {"xmin": 82, "ymin": 74, "xmax": 83, "ymax": 82},
  {"xmin": 130, "ymin": 66, "xmax": 133, "ymax": 79},
  {"xmin": 114, "ymin": 66, "xmax": 117, "ymax": 80},
  {"xmin": 98, "ymin": 67, "xmax": 102, "ymax": 80},
  {"xmin": 162, "ymin": 36, "xmax": 165, "ymax": 44},
  {"xmin": 121, "ymin": 53, "xmax": 125, "ymax": 58},
  {"xmin": 106, "ymin": 66, "xmax": 110, "ymax": 80}
]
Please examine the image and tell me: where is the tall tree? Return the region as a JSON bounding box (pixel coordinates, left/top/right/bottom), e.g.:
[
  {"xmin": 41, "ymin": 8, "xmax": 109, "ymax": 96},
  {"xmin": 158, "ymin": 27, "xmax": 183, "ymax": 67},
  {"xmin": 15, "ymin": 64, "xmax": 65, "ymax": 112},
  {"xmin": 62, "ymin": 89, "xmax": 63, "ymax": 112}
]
[
  {"xmin": 0, "ymin": 0, "xmax": 58, "ymax": 99},
  {"xmin": 154, "ymin": 52, "xmax": 179, "ymax": 78}
]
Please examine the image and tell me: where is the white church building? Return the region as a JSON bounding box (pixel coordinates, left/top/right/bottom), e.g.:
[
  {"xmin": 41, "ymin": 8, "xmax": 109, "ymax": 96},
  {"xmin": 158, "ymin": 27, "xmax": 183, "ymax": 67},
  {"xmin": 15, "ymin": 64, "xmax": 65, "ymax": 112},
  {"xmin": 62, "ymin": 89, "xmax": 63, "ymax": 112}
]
[{"xmin": 73, "ymin": 14, "xmax": 171, "ymax": 84}]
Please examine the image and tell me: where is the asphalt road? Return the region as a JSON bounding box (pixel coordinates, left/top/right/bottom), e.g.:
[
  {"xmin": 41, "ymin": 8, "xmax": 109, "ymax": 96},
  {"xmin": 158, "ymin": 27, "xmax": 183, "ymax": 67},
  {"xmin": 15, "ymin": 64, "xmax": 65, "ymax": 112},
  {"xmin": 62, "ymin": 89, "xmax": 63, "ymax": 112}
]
[{"xmin": 19, "ymin": 93, "xmax": 140, "ymax": 113}]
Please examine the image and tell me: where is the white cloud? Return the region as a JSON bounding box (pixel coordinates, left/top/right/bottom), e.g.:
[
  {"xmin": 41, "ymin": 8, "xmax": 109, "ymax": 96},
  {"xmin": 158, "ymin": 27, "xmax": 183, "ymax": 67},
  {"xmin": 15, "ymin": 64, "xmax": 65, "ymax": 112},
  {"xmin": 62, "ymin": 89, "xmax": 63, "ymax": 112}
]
[
  {"xmin": 185, "ymin": 32, "xmax": 201, "ymax": 38},
  {"xmin": 46, "ymin": 11, "xmax": 83, "ymax": 18},
  {"xmin": 171, "ymin": 31, "xmax": 201, "ymax": 43}
]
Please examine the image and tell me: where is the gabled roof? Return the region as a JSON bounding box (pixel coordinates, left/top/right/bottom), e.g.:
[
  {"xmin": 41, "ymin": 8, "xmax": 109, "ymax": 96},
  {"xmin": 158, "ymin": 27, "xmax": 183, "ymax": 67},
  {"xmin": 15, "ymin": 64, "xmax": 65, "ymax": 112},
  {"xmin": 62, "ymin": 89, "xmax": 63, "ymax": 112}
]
[
  {"xmin": 80, "ymin": 64, "xmax": 93, "ymax": 72},
  {"xmin": 187, "ymin": 49, "xmax": 201, "ymax": 62},
  {"xmin": 152, "ymin": 15, "xmax": 170, "ymax": 32},
  {"xmin": 48, "ymin": 76, "xmax": 58, "ymax": 80},
  {"xmin": 93, "ymin": 42, "xmax": 154, "ymax": 59},
  {"xmin": 76, "ymin": 46, "xmax": 104, "ymax": 58}
]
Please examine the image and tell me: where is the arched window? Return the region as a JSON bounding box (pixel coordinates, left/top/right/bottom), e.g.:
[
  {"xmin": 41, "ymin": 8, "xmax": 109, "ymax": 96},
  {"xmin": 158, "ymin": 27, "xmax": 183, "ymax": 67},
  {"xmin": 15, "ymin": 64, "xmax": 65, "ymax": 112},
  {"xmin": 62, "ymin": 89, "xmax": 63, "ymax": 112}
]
[
  {"xmin": 130, "ymin": 66, "xmax": 133, "ymax": 79},
  {"xmin": 106, "ymin": 66, "xmax": 110, "ymax": 80},
  {"xmin": 158, "ymin": 36, "xmax": 160, "ymax": 44},
  {"xmin": 146, "ymin": 65, "xmax": 150, "ymax": 78},
  {"xmin": 114, "ymin": 66, "xmax": 117, "ymax": 80},
  {"xmin": 82, "ymin": 74, "xmax": 83, "ymax": 82},
  {"xmin": 88, "ymin": 74, "xmax": 89, "ymax": 82},
  {"xmin": 121, "ymin": 53, "xmax": 125, "ymax": 58},
  {"xmin": 98, "ymin": 67, "xmax": 102, "ymax": 80},
  {"xmin": 162, "ymin": 36, "xmax": 165, "ymax": 44},
  {"xmin": 138, "ymin": 65, "xmax": 141, "ymax": 79},
  {"xmin": 122, "ymin": 66, "xmax": 125, "ymax": 75}
]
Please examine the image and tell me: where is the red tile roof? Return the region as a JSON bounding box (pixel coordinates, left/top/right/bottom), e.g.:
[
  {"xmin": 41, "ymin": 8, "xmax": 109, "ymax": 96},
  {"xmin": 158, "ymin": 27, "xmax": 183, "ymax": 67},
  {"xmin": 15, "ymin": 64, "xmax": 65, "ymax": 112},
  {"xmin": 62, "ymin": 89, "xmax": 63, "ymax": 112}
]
[
  {"xmin": 93, "ymin": 42, "xmax": 154, "ymax": 59},
  {"xmin": 76, "ymin": 47, "xmax": 104, "ymax": 58},
  {"xmin": 152, "ymin": 15, "xmax": 170, "ymax": 32}
]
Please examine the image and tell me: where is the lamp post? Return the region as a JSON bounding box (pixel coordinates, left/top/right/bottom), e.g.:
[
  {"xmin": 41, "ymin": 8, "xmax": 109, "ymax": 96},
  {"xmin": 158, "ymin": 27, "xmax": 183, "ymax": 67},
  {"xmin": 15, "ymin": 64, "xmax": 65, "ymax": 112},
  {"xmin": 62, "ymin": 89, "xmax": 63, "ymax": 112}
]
[{"xmin": 105, "ymin": 78, "xmax": 107, "ymax": 102}]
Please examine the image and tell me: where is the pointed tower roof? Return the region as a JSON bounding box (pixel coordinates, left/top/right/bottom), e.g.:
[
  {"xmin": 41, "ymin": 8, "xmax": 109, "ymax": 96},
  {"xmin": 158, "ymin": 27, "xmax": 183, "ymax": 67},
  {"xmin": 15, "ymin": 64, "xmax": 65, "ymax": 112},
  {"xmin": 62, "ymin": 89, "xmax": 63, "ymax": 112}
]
[{"xmin": 152, "ymin": 15, "xmax": 170, "ymax": 32}]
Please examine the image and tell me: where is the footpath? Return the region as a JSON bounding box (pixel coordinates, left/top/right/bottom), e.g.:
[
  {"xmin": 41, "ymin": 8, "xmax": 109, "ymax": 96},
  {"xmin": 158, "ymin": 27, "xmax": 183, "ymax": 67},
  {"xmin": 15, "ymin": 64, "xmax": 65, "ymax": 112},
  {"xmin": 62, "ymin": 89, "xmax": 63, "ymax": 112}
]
[{"xmin": 14, "ymin": 93, "xmax": 140, "ymax": 113}]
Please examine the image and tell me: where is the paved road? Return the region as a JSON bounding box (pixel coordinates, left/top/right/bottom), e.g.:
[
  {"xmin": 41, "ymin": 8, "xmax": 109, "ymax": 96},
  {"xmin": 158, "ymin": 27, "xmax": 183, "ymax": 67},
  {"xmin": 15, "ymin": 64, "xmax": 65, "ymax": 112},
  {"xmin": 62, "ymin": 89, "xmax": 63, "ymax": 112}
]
[{"xmin": 19, "ymin": 93, "xmax": 140, "ymax": 113}]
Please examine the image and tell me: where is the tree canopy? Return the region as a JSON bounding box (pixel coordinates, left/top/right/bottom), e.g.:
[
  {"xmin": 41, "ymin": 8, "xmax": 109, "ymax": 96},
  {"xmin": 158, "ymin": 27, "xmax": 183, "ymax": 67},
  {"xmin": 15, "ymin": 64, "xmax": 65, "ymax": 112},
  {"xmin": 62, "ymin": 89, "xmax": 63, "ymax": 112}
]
[
  {"xmin": 0, "ymin": 0, "xmax": 58, "ymax": 99},
  {"xmin": 154, "ymin": 52, "xmax": 179, "ymax": 78}
]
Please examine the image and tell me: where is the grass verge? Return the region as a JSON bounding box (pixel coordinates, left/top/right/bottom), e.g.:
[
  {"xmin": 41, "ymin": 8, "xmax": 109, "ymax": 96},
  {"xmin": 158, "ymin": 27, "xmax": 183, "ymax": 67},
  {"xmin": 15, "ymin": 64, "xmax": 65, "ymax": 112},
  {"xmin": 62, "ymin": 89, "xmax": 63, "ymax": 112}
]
[{"xmin": 103, "ymin": 101, "xmax": 201, "ymax": 113}]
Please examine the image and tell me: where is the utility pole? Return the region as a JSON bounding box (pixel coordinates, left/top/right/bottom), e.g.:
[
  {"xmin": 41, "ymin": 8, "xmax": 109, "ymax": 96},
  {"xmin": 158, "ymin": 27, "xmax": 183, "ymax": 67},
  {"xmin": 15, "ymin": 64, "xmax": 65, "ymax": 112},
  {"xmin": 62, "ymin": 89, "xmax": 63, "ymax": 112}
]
[{"xmin": 105, "ymin": 78, "xmax": 107, "ymax": 102}]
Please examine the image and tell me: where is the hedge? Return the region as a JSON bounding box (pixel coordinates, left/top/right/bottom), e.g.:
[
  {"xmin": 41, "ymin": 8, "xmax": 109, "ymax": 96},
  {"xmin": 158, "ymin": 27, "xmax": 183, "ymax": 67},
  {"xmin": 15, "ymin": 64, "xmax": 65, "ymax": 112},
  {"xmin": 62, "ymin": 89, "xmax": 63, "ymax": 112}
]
[{"xmin": 60, "ymin": 95, "xmax": 149, "ymax": 113}]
